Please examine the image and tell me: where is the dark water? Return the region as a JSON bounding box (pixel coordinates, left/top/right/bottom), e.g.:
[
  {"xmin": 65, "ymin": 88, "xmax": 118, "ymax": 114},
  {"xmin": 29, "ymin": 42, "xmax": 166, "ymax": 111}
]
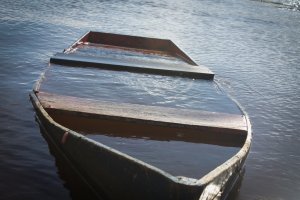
[
  {"xmin": 86, "ymin": 134, "xmax": 239, "ymax": 179},
  {"xmin": 0, "ymin": 0, "xmax": 299, "ymax": 199}
]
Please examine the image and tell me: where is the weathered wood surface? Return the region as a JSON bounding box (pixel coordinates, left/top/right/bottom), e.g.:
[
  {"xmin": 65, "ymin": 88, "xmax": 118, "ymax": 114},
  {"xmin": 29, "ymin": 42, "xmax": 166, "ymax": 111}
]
[
  {"xmin": 37, "ymin": 92, "xmax": 247, "ymax": 146},
  {"xmin": 38, "ymin": 92, "xmax": 246, "ymax": 132},
  {"xmin": 50, "ymin": 53, "xmax": 214, "ymax": 79}
]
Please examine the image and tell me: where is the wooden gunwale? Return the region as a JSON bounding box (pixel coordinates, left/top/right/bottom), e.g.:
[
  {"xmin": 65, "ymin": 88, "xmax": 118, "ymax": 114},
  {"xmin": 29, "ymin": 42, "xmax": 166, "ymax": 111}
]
[{"xmin": 198, "ymin": 112, "xmax": 251, "ymax": 199}]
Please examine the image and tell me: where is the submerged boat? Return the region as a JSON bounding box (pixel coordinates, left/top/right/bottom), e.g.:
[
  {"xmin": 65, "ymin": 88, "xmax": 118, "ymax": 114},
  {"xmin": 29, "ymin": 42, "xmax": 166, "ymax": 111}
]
[{"xmin": 30, "ymin": 31, "xmax": 251, "ymax": 200}]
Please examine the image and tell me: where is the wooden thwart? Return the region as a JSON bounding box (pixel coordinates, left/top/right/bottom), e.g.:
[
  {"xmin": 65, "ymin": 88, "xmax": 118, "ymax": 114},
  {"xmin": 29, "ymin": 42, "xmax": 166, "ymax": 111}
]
[
  {"xmin": 50, "ymin": 53, "xmax": 214, "ymax": 80},
  {"xmin": 37, "ymin": 92, "xmax": 247, "ymax": 147}
]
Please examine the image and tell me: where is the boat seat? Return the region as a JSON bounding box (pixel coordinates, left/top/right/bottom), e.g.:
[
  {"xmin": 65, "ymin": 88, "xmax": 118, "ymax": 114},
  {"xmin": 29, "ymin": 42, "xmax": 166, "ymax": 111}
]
[
  {"xmin": 37, "ymin": 92, "xmax": 247, "ymax": 147},
  {"xmin": 50, "ymin": 53, "xmax": 214, "ymax": 80}
]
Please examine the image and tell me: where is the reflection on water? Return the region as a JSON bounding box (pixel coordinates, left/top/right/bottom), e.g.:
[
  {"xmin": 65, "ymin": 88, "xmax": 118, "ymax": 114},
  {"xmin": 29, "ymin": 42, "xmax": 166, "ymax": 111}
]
[{"xmin": 0, "ymin": 0, "xmax": 300, "ymax": 199}]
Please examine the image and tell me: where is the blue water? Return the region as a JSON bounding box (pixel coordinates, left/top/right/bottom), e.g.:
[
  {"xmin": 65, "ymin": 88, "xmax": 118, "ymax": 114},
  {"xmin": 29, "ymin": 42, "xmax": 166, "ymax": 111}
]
[{"xmin": 0, "ymin": 0, "xmax": 299, "ymax": 199}]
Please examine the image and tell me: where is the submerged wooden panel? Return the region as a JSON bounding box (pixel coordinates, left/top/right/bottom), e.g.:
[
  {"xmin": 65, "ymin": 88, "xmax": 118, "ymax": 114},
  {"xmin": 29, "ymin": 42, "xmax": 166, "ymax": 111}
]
[{"xmin": 37, "ymin": 92, "xmax": 247, "ymax": 147}]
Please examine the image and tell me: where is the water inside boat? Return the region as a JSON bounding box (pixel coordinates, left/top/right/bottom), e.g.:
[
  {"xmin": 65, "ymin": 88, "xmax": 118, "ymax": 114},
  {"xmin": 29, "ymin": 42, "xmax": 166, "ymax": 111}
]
[
  {"xmin": 86, "ymin": 134, "xmax": 239, "ymax": 179},
  {"xmin": 40, "ymin": 64, "xmax": 240, "ymax": 114},
  {"xmin": 70, "ymin": 43, "xmax": 188, "ymax": 67},
  {"xmin": 38, "ymin": 63, "xmax": 243, "ymax": 179}
]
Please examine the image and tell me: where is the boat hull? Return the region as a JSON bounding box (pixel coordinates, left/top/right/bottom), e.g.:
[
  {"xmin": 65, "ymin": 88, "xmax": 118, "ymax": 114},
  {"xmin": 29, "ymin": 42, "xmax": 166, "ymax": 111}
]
[
  {"xmin": 31, "ymin": 92, "xmax": 206, "ymax": 200},
  {"xmin": 29, "ymin": 31, "xmax": 252, "ymax": 200},
  {"xmin": 30, "ymin": 90, "xmax": 251, "ymax": 200}
]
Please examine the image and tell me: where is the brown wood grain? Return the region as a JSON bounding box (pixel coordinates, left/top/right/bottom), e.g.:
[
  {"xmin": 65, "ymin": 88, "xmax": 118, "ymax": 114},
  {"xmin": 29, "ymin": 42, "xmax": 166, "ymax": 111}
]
[{"xmin": 37, "ymin": 92, "xmax": 247, "ymax": 147}]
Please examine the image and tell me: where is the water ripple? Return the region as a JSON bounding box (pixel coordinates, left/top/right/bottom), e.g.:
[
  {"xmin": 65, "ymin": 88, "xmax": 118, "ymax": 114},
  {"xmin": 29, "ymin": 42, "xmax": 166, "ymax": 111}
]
[{"xmin": 0, "ymin": 0, "xmax": 299, "ymax": 199}]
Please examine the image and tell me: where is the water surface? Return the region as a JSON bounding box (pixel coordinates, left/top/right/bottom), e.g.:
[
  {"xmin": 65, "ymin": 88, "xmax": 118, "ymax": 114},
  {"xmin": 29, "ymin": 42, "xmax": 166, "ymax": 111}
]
[{"xmin": 0, "ymin": 0, "xmax": 299, "ymax": 199}]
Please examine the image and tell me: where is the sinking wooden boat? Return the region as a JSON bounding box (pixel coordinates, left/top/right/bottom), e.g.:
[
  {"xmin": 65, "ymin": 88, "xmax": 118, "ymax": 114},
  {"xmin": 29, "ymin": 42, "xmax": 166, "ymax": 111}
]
[{"xmin": 30, "ymin": 31, "xmax": 251, "ymax": 200}]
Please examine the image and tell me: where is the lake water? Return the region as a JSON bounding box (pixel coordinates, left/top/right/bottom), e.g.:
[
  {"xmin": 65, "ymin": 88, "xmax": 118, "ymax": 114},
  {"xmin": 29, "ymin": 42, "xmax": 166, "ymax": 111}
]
[{"xmin": 0, "ymin": 0, "xmax": 299, "ymax": 199}]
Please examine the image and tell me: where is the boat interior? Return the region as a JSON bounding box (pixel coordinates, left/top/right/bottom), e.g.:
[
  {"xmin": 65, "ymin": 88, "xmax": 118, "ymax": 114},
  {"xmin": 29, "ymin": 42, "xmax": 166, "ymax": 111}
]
[{"xmin": 35, "ymin": 31, "xmax": 248, "ymax": 179}]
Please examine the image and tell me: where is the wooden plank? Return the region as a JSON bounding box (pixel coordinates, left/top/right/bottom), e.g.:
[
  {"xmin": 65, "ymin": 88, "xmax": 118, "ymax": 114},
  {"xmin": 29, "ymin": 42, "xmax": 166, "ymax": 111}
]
[
  {"xmin": 38, "ymin": 92, "xmax": 246, "ymax": 131},
  {"xmin": 37, "ymin": 92, "xmax": 247, "ymax": 147},
  {"xmin": 50, "ymin": 53, "xmax": 214, "ymax": 80}
]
